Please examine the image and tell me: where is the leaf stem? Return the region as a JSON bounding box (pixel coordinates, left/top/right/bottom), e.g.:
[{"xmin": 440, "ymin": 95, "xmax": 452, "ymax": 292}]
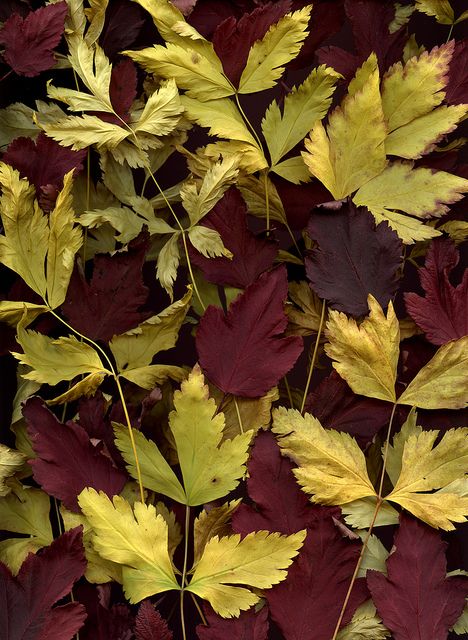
[
  {"xmin": 284, "ymin": 376, "xmax": 295, "ymax": 409},
  {"xmin": 263, "ymin": 169, "xmax": 271, "ymax": 236},
  {"xmin": 234, "ymin": 93, "xmax": 264, "ymax": 152},
  {"xmin": 330, "ymin": 402, "xmax": 398, "ymax": 640},
  {"xmin": 233, "ymin": 396, "xmax": 244, "ymax": 434},
  {"xmin": 300, "ymin": 299, "xmax": 326, "ymax": 414},
  {"xmin": 446, "ymin": 22, "xmax": 455, "ymax": 42},
  {"xmin": 180, "ymin": 504, "xmax": 191, "ymax": 640}
]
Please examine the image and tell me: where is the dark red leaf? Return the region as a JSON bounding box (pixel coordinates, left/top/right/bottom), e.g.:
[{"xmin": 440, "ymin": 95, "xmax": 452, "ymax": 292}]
[
  {"xmin": 368, "ymin": 514, "xmax": 468, "ymax": 640},
  {"xmin": 306, "ymin": 203, "xmax": 402, "ymax": 316},
  {"xmin": 0, "ymin": 528, "xmax": 87, "ymax": 640},
  {"xmin": 24, "ymin": 397, "xmax": 127, "ymax": 512},
  {"xmin": 134, "ymin": 601, "xmax": 173, "ymax": 640},
  {"xmin": 97, "ymin": 60, "xmax": 138, "ymax": 125},
  {"xmin": 212, "ymin": 1, "xmax": 291, "ymax": 86},
  {"xmin": 196, "ymin": 267, "xmax": 303, "ymax": 397},
  {"xmin": 404, "ymin": 238, "xmax": 468, "ymax": 345},
  {"xmin": 0, "ymin": 1, "xmax": 68, "ymax": 77},
  {"xmin": 305, "ymin": 371, "xmax": 392, "ymax": 447},
  {"xmin": 100, "ymin": 0, "xmax": 146, "ymax": 60},
  {"xmin": 189, "ymin": 1, "xmax": 257, "ymax": 39},
  {"xmin": 196, "ymin": 605, "xmax": 269, "ymax": 640},
  {"xmin": 172, "ymin": 0, "xmax": 198, "ymax": 16},
  {"xmin": 446, "ymin": 39, "xmax": 468, "ymax": 105},
  {"xmin": 189, "ymin": 188, "xmax": 277, "ymax": 289},
  {"xmin": 75, "ymin": 584, "xmax": 134, "ymax": 640},
  {"xmin": 0, "ymin": 0, "xmax": 30, "ymax": 22},
  {"xmin": 232, "ymin": 431, "xmax": 314, "ymax": 535},
  {"xmin": 273, "ymin": 177, "xmax": 332, "ymax": 230},
  {"xmin": 62, "ymin": 233, "xmax": 150, "ymax": 343},
  {"xmin": 3, "ymin": 133, "xmax": 86, "ymax": 211}
]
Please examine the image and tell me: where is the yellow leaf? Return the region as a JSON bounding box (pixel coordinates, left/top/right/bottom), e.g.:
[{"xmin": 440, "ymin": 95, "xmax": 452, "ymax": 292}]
[
  {"xmin": 272, "ymin": 407, "xmax": 377, "ymax": 504},
  {"xmin": 186, "ymin": 529, "xmax": 306, "ymax": 617},
  {"xmin": 12, "ymin": 321, "xmax": 109, "ymax": 386},
  {"xmin": 119, "ymin": 365, "xmax": 186, "ymax": 390},
  {"xmin": 386, "ymin": 408, "xmax": 422, "ymax": 485},
  {"xmin": 42, "ymin": 114, "xmax": 129, "ymax": 150},
  {"xmin": 337, "ymin": 601, "xmax": 391, "ymax": 640},
  {"xmin": 325, "ymin": 295, "xmax": 399, "ymax": 403},
  {"xmin": 398, "ymin": 336, "xmax": 468, "ymax": 409},
  {"xmin": 193, "ymin": 500, "xmax": 241, "ymax": 563},
  {"xmin": 261, "ymin": 65, "xmax": 339, "ymax": 166},
  {"xmin": 83, "ymin": 0, "xmax": 109, "ymax": 45},
  {"xmin": 385, "ymin": 105, "xmax": 468, "ymax": 159},
  {"xmin": 188, "ymin": 226, "xmax": 232, "ymax": 258},
  {"xmin": 286, "ymin": 281, "xmax": 324, "ymax": 336},
  {"xmin": 63, "ymin": 40, "xmax": 114, "ymax": 112},
  {"xmin": 238, "ymin": 174, "xmax": 287, "ymax": 224},
  {"xmin": 0, "ymin": 445, "xmax": 25, "ymax": 496},
  {"xmin": 389, "ymin": 4, "xmax": 415, "ymax": 33},
  {"xmin": 181, "ymin": 96, "xmax": 261, "ymax": 149},
  {"xmin": 385, "ymin": 428, "xmax": 468, "ymax": 529},
  {"xmin": 0, "ymin": 301, "xmax": 47, "ymax": 326},
  {"xmin": 0, "ymin": 163, "xmax": 48, "ymax": 298},
  {"xmin": 415, "ymin": 0, "xmax": 455, "ymax": 24},
  {"xmin": 204, "ymin": 141, "xmax": 267, "ymax": 174},
  {"xmin": 381, "ymin": 43, "xmax": 454, "ymax": 132},
  {"xmin": 47, "ymin": 372, "xmax": 107, "ymax": 405},
  {"xmin": 341, "ymin": 497, "xmax": 399, "ymax": 529},
  {"xmin": 0, "ymin": 103, "xmax": 39, "ymax": 149},
  {"xmin": 78, "ymin": 489, "xmax": 179, "ymax": 602},
  {"xmin": 353, "ymin": 162, "xmax": 468, "ymax": 243},
  {"xmin": 132, "ymin": 79, "xmax": 183, "ymax": 137},
  {"xmin": 181, "ymin": 156, "xmax": 239, "ymax": 225},
  {"xmin": 271, "ymin": 157, "xmax": 311, "ymax": 184},
  {"xmin": 126, "ymin": 43, "xmax": 233, "ymax": 101},
  {"xmin": 46, "ymin": 171, "xmax": 83, "ymax": 308},
  {"xmin": 109, "ymin": 288, "xmax": 191, "ymax": 373},
  {"xmin": 358, "ymin": 535, "xmax": 390, "ymax": 577},
  {"xmin": 238, "ymin": 7, "xmax": 312, "ymax": 94},
  {"xmin": 156, "ymin": 233, "xmax": 181, "ymax": 300},
  {"xmin": 439, "ymin": 220, "xmax": 468, "ymax": 243},
  {"xmin": 302, "ymin": 54, "xmax": 387, "ymax": 199}
]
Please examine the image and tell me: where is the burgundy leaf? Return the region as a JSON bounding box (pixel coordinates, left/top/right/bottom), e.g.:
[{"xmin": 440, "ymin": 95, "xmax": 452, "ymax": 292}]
[
  {"xmin": 3, "ymin": 133, "xmax": 86, "ymax": 211},
  {"xmin": 77, "ymin": 392, "xmax": 126, "ymax": 467},
  {"xmin": 134, "ymin": 601, "xmax": 173, "ymax": 640},
  {"xmin": 98, "ymin": 59, "xmax": 138, "ymax": 125},
  {"xmin": 212, "ymin": 1, "xmax": 291, "ymax": 86},
  {"xmin": 446, "ymin": 38, "xmax": 468, "ymax": 105},
  {"xmin": 0, "ymin": 528, "xmax": 87, "ymax": 640},
  {"xmin": 172, "ymin": 0, "xmax": 198, "ymax": 16},
  {"xmin": 232, "ymin": 431, "xmax": 314, "ymax": 535},
  {"xmin": 368, "ymin": 514, "xmax": 468, "ymax": 640},
  {"xmin": 404, "ymin": 238, "xmax": 468, "ymax": 345},
  {"xmin": 62, "ymin": 233, "xmax": 150, "ymax": 343},
  {"xmin": 196, "ymin": 605, "xmax": 269, "ymax": 640},
  {"xmin": 24, "ymin": 397, "xmax": 127, "ymax": 512},
  {"xmin": 196, "ymin": 267, "xmax": 303, "ymax": 397},
  {"xmin": 189, "ymin": 188, "xmax": 277, "ymax": 289},
  {"xmin": 0, "ymin": 0, "xmax": 30, "ymax": 22},
  {"xmin": 306, "ymin": 203, "xmax": 402, "ymax": 316},
  {"xmin": 0, "ymin": 2, "xmax": 68, "ymax": 77},
  {"xmin": 75, "ymin": 584, "xmax": 134, "ymax": 640},
  {"xmin": 305, "ymin": 371, "xmax": 392, "ymax": 447},
  {"xmin": 189, "ymin": 1, "xmax": 260, "ymax": 39},
  {"xmin": 100, "ymin": 0, "xmax": 146, "ymax": 60}
]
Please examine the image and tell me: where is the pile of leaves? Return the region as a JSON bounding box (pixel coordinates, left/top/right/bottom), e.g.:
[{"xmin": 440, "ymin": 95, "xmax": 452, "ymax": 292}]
[{"xmin": 0, "ymin": 0, "xmax": 467, "ymax": 638}]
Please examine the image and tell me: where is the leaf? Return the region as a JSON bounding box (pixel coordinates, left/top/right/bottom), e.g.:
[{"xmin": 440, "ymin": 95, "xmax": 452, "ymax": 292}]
[
  {"xmin": 398, "ymin": 336, "xmax": 468, "ymax": 409},
  {"xmin": 446, "ymin": 40, "xmax": 468, "ymax": 105},
  {"xmin": 336, "ymin": 600, "xmax": 390, "ymax": 640},
  {"xmin": 42, "ymin": 114, "xmax": 129, "ymax": 151},
  {"xmin": 78, "ymin": 489, "xmax": 179, "ymax": 603},
  {"xmin": 63, "ymin": 234, "xmax": 150, "ymax": 342},
  {"xmin": 415, "ymin": 0, "xmax": 455, "ymax": 24},
  {"xmin": 133, "ymin": 79, "xmax": 183, "ymax": 137},
  {"xmin": 12, "ymin": 321, "xmax": 110, "ymax": 386},
  {"xmin": 196, "ymin": 606, "xmax": 269, "ymax": 640},
  {"xmin": 306, "ymin": 203, "xmax": 402, "ymax": 317},
  {"xmin": 404, "ymin": 238, "xmax": 468, "ymax": 345},
  {"xmin": 156, "ymin": 233, "xmax": 181, "ymax": 301},
  {"xmin": 238, "ymin": 6, "xmax": 312, "ymax": 94},
  {"xmin": 0, "ymin": 481, "xmax": 53, "ymax": 573},
  {"xmin": 0, "ymin": 2, "xmax": 68, "ymax": 77},
  {"xmin": 186, "ymin": 529, "xmax": 306, "ymax": 617},
  {"xmin": 384, "ymin": 427, "xmax": 468, "ymax": 529},
  {"xmin": 0, "ymin": 528, "xmax": 87, "ymax": 640},
  {"xmin": 109, "ymin": 288, "xmax": 191, "ymax": 378},
  {"xmin": 302, "ymin": 54, "xmax": 386, "ymax": 200},
  {"xmin": 194, "ymin": 500, "xmax": 241, "ymax": 564},
  {"xmin": 115, "ymin": 366, "xmax": 252, "ymax": 506},
  {"xmin": 367, "ymin": 514, "xmax": 468, "ymax": 639},
  {"xmin": 125, "ymin": 42, "xmax": 233, "ymax": 101},
  {"xmin": 325, "ymin": 295, "xmax": 399, "ymax": 403},
  {"xmin": 24, "ymin": 397, "xmax": 126, "ymax": 512},
  {"xmin": 0, "ymin": 445, "xmax": 25, "ymax": 496},
  {"xmin": 262, "ymin": 65, "xmax": 339, "ymax": 168},
  {"xmin": 272, "ymin": 407, "xmax": 376, "ymax": 505},
  {"xmin": 189, "ymin": 188, "xmax": 277, "ymax": 288},
  {"xmin": 135, "ymin": 601, "xmax": 173, "ymax": 640}
]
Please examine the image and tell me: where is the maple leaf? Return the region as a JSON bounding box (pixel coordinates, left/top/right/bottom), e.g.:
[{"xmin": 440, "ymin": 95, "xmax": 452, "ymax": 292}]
[
  {"xmin": 0, "ymin": 528, "xmax": 87, "ymax": 640},
  {"xmin": 367, "ymin": 514, "xmax": 468, "ymax": 639},
  {"xmin": 189, "ymin": 188, "xmax": 277, "ymax": 288},
  {"xmin": 134, "ymin": 601, "xmax": 173, "ymax": 640},
  {"xmin": 196, "ymin": 605, "xmax": 269, "ymax": 640},
  {"xmin": 212, "ymin": 1, "xmax": 291, "ymax": 86},
  {"xmin": 62, "ymin": 233, "xmax": 150, "ymax": 343},
  {"xmin": 23, "ymin": 397, "xmax": 127, "ymax": 512},
  {"xmin": 306, "ymin": 203, "xmax": 402, "ymax": 317},
  {"xmin": 196, "ymin": 267, "xmax": 303, "ymax": 397},
  {"xmin": 115, "ymin": 365, "xmax": 252, "ymax": 505},
  {"xmin": 3, "ymin": 134, "xmax": 86, "ymax": 211},
  {"xmin": 0, "ymin": 1, "xmax": 68, "ymax": 77},
  {"xmin": 404, "ymin": 238, "xmax": 468, "ymax": 345}
]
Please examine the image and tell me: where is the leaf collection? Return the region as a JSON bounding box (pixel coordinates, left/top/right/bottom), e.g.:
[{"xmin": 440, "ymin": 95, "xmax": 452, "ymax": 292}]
[{"xmin": 0, "ymin": 0, "xmax": 467, "ymax": 639}]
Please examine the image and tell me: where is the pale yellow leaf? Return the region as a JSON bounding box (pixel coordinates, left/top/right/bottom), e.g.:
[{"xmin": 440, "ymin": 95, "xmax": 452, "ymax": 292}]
[
  {"xmin": 47, "ymin": 372, "xmax": 107, "ymax": 405},
  {"xmin": 337, "ymin": 601, "xmax": 391, "ymax": 639},
  {"xmin": 188, "ymin": 226, "xmax": 232, "ymax": 258},
  {"xmin": 68, "ymin": 40, "xmax": 114, "ymax": 112},
  {"xmin": 342, "ymin": 497, "xmax": 400, "ymax": 529},
  {"xmin": 0, "ymin": 301, "xmax": 47, "ymax": 327},
  {"xmin": 42, "ymin": 115, "xmax": 129, "ymax": 150},
  {"xmin": 132, "ymin": 79, "xmax": 183, "ymax": 136},
  {"xmin": 156, "ymin": 232, "xmax": 181, "ymax": 299},
  {"xmin": 119, "ymin": 365, "xmax": 186, "ymax": 389}
]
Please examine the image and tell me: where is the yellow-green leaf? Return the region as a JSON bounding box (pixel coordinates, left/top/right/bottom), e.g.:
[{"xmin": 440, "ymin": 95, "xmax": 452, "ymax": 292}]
[
  {"xmin": 0, "ymin": 445, "xmax": 25, "ymax": 496},
  {"xmin": 386, "ymin": 408, "xmax": 422, "ymax": 485},
  {"xmin": 270, "ymin": 157, "xmax": 311, "ymax": 184},
  {"xmin": 193, "ymin": 500, "xmax": 241, "ymax": 563},
  {"xmin": 188, "ymin": 226, "xmax": 232, "ymax": 258},
  {"xmin": 341, "ymin": 497, "xmax": 399, "ymax": 529},
  {"xmin": 337, "ymin": 601, "xmax": 391, "ymax": 640},
  {"xmin": 272, "ymin": 407, "xmax": 377, "ymax": 504},
  {"xmin": 325, "ymin": 295, "xmax": 399, "ymax": 403},
  {"xmin": 186, "ymin": 529, "xmax": 306, "ymax": 617},
  {"xmin": 42, "ymin": 114, "xmax": 129, "ymax": 150},
  {"xmin": 415, "ymin": 0, "xmax": 455, "ymax": 24},
  {"xmin": 119, "ymin": 364, "xmax": 186, "ymax": 390},
  {"xmin": 398, "ymin": 336, "xmax": 468, "ymax": 409},
  {"xmin": 156, "ymin": 232, "xmax": 181, "ymax": 300},
  {"xmin": 78, "ymin": 489, "xmax": 179, "ymax": 602},
  {"xmin": 238, "ymin": 6, "xmax": 312, "ymax": 94},
  {"xmin": 132, "ymin": 78, "xmax": 183, "ymax": 136},
  {"xmin": 0, "ymin": 301, "xmax": 47, "ymax": 327}
]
